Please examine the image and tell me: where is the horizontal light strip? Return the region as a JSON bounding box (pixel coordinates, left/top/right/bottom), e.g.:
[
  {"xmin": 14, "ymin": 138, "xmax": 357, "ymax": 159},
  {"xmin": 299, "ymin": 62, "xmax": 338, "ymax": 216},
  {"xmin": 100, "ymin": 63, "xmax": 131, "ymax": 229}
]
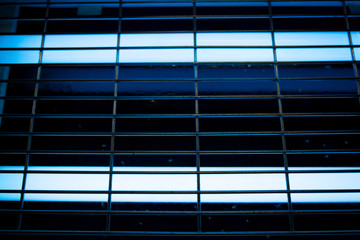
[
  {"xmin": 197, "ymin": 33, "xmax": 273, "ymax": 46},
  {"xmin": 0, "ymin": 32, "xmax": 360, "ymax": 63},
  {"xmin": 0, "ymin": 32, "xmax": 358, "ymax": 49},
  {"xmin": 276, "ymin": 48, "xmax": 353, "ymax": 62},
  {"xmin": 119, "ymin": 49, "xmax": 195, "ymax": 63},
  {"xmin": 120, "ymin": 33, "xmax": 194, "ymax": 47},
  {"xmin": 197, "ymin": 48, "xmax": 274, "ymax": 62},
  {"xmin": 44, "ymin": 34, "xmax": 118, "ymax": 48},
  {"xmin": 274, "ymin": 32, "xmax": 350, "ymax": 46},
  {"xmin": 1, "ymin": 167, "xmax": 360, "ymax": 202},
  {"xmin": 42, "ymin": 50, "xmax": 117, "ymax": 63}
]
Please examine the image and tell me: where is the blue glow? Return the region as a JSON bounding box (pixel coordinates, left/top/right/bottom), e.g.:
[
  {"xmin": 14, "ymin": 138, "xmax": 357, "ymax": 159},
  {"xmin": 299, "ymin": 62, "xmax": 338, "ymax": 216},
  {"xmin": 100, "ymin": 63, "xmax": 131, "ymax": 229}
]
[
  {"xmin": 44, "ymin": 34, "xmax": 117, "ymax": 48},
  {"xmin": 27, "ymin": 166, "xmax": 110, "ymax": 171},
  {"xmin": 0, "ymin": 50, "xmax": 40, "ymax": 64},
  {"xmin": 275, "ymin": 32, "xmax": 349, "ymax": 46},
  {"xmin": 200, "ymin": 167, "xmax": 284, "ymax": 171},
  {"xmin": 0, "ymin": 35, "xmax": 42, "ymax": 48},
  {"xmin": 120, "ymin": 33, "xmax": 193, "ymax": 47},
  {"xmin": 197, "ymin": 33, "xmax": 272, "ymax": 46},
  {"xmin": 26, "ymin": 174, "xmax": 109, "ymax": 190},
  {"xmin": 1, "ymin": 167, "xmax": 360, "ymax": 202},
  {"xmin": 112, "ymin": 194, "xmax": 197, "ymax": 203},
  {"xmin": 42, "ymin": 50, "xmax": 117, "ymax": 63},
  {"xmin": 113, "ymin": 167, "xmax": 196, "ymax": 171},
  {"xmin": 112, "ymin": 174, "xmax": 197, "ymax": 191},
  {"xmin": 200, "ymin": 174, "xmax": 286, "ymax": 190},
  {"xmin": 201, "ymin": 194, "xmax": 288, "ymax": 203},
  {"xmin": 24, "ymin": 193, "xmax": 108, "ymax": 202},
  {"xmin": 290, "ymin": 173, "xmax": 360, "ymax": 190},
  {"xmin": 292, "ymin": 193, "xmax": 360, "ymax": 203},
  {"xmin": 0, "ymin": 166, "xmax": 24, "ymax": 170},
  {"xmin": 276, "ymin": 48, "xmax": 352, "ymax": 62},
  {"xmin": 119, "ymin": 49, "xmax": 194, "ymax": 63},
  {"xmin": 353, "ymin": 48, "xmax": 360, "ymax": 60},
  {"xmin": 351, "ymin": 31, "xmax": 360, "ymax": 44},
  {"xmin": 0, "ymin": 173, "xmax": 23, "ymax": 190},
  {"xmin": 0, "ymin": 193, "xmax": 21, "ymax": 201},
  {"xmin": 197, "ymin": 48, "xmax": 274, "ymax": 62}
]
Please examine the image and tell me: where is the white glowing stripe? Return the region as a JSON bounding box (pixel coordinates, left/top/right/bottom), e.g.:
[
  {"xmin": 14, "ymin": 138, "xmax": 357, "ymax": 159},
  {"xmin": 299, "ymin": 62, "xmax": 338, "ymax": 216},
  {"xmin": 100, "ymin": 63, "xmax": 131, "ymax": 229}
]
[
  {"xmin": 112, "ymin": 174, "xmax": 197, "ymax": 191},
  {"xmin": 112, "ymin": 194, "xmax": 197, "ymax": 203},
  {"xmin": 197, "ymin": 33, "xmax": 273, "ymax": 46},
  {"xmin": 44, "ymin": 34, "xmax": 118, "ymax": 48},
  {"xmin": 201, "ymin": 194, "xmax": 288, "ymax": 203},
  {"xmin": 0, "ymin": 167, "xmax": 360, "ymax": 202},
  {"xmin": 291, "ymin": 193, "xmax": 360, "ymax": 203},
  {"xmin": 201, "ymin": 174, "xmax": 286, "ymax": 190},
  {"xmin": 112, "ymin": 167, "xmax": 197, "ymax": 171},
  {"xmin": 276, "ymin": 48, "xmax": 353, "ymax": 62},
  {"xmin": 42, "ymin": 50, "xmax": 117, "ymax": 63},
  {"xmin": 275, "ymin": 32, "xmax": 349, "ymax": 46},
  {"xmin": 120, "ymin": 33, "xmax": 193, "ymax": 47},
  {"xmin": 118, "ymin": 49, "xmax": 194, "ymax": 63},
  {"xmin": 1, "ymin": 32, "xmax": 359, "ymax": 64},
  {"xmin": 27, "ymin": 166, "xmax": 110, "ymax": 171},
  {"xmin": 26, "ymin": 174, "xmax": 109, "ymax": 190},
  {"xmin": 24, "ymin": 193, "xmax": 108, "ymax": 202},
  {"xmin": 197, "ymin": 48, "xmax": 274, "ymax": 62},
  {"xmin": 290, "ymin": 173, "xmax": 360, "ymax": 190}
]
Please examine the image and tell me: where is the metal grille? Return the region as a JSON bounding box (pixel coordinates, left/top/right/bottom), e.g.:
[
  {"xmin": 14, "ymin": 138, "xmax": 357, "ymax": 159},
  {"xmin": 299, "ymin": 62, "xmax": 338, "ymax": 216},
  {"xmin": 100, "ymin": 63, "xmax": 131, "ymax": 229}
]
[{"xmin": 0, "ymin": 0, "xmax": 360, "ymax": 239}]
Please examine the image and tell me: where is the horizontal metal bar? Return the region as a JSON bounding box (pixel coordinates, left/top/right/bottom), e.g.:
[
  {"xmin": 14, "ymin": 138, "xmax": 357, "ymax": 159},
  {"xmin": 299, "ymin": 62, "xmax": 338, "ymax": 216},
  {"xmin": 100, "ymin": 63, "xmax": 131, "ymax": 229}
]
[{"xmin": 1, "ymin": 189, "xmax": 360, "ymax": 194}]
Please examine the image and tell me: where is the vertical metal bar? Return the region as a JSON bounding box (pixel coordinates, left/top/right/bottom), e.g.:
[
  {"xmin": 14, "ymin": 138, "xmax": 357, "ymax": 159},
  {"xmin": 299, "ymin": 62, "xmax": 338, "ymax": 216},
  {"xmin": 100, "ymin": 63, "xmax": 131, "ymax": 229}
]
[
  {"xmin": 17, "ymin": 0, "xmax": 50, "ymax": 230},
  {"xmin": 193, "ymin": 0, "xmax": 201, "ymax": 233},
  {"xmin": 106, "ymin": 0, "xmax": 122, "ymax": 232},
  {"xmin": 268, "ymin": 0, "xmax": 295, "ymax": 232},
  {"xmin": 343, "ymin": 0, "xmax": 360, "ymax": 96}
]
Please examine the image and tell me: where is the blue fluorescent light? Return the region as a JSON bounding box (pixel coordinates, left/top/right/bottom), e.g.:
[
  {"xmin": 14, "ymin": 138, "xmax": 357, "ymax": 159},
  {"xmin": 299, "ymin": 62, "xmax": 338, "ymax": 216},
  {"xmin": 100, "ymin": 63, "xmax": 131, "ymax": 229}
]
[
  {"xmin": 291, "ymin": 193, "xmax": 360, "ymax": 203},
  {"xmin": 197, "ymin": 33, "xmax": 272, "ymax": 46},
  {"xmin": 42, "ymin": 50, "xmax": 117, "ymax": 63},
  {"xmin": 0, "ymin": 173, "xmax": 23, "ymax": 190},
  {"xmin": 275, "ymin": 32, "xmax": 349, "ymax": 46},
  {"xmin": 112, "ymin": 174, "xmax": 197, "ymax": 191},
  {"xmin": 201, "ymin": 194, "xmax": 288, "ymax": 203},
  {"xmin": 112, "ymin": 194, "xmax": 197, "ymax": 203},
  {"xmin": 26, "ymin": 174, "xmax": 109, "ymax": 190},
  {"xmin": 1, "ymin": 167, "xmax": 360, "ymax": 202},
  {"xmin": 27, "ymin": 166, "xmax": 110, "ymax": 171},
  {"xmin": 0, "ymin": 50, "xmax": 40, "ymax": 64},
  {"xmin": 201, "ymin": 174, "xmax": 286, "ymax": 190},
  {"xmin": 276, "ymin": 48, "xmax": 352, "ymax": 62},
  {"xmin": 24, "ymin": 193, "xmax": 108, "ymax": 202},
  {"xmin": 290, "ymin": 173, "xmax": 360, "ymax": 190},
  {"xmin": 0, "ymin": 35, "xmax": 42, "ymax": 48},
  {"xmin": 354, "ymin": 47, "xmax": 360, "ymax": 60},
  {"xmin": 44, "ymin": 34, "xmax": 118, "ymax": 48},
  {"xmin": 119, "ymin": 49, "xmax": 194, "ymax": 63},
  {"xmin": 120, "ymin": 33, "xmax": 193, "ymax": 47},
  {"xmin": 0, "ymin": 193, "xmax": 21, "ymax": 201},
  {"xmin": 197, "ymin": 48, "xmax": 274, "ymax": 62},
  {"xmin": 351, "ymin": 32, "xmax": 360, "ymax": 44}
]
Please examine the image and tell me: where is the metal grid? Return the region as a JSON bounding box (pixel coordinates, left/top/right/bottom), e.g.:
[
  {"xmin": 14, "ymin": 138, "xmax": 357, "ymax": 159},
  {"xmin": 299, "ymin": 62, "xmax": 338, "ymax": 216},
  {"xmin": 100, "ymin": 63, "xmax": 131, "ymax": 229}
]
[{"xmin": 0, "ymin": 0, "xmax": 360, "ymax": 238}]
